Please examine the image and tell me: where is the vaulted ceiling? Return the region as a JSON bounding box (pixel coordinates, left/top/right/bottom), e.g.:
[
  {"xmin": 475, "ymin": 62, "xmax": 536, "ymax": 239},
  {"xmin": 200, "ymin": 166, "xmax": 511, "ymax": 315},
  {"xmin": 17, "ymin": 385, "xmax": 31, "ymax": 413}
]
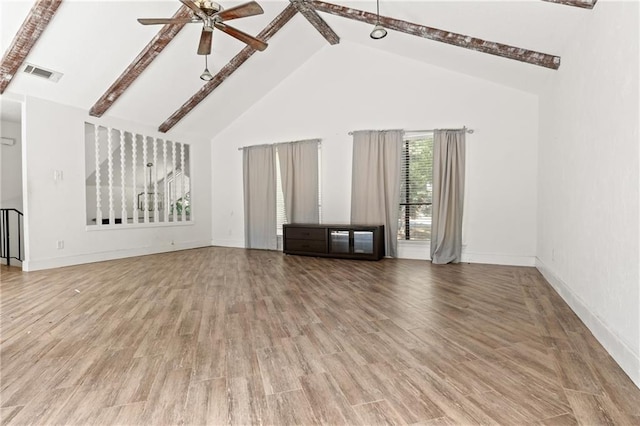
[{"xmin": 1, "ymin": 0, "xmax": 596, "ymax": 139}]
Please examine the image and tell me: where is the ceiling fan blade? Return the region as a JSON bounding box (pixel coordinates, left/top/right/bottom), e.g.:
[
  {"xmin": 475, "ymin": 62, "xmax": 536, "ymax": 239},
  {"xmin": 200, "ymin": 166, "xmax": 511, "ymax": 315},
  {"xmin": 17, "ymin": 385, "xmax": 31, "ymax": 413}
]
[
  {"xmin": 215, "ymin": 1, "xmax": 264, "ymax": 21},
  {"xmin": 197, "ymin": 29, "xmax": 213, "ymax": 55},
  {"xmin": 213, "ymin": 22, "xmax": 267, "ymax": 51},
  {"xmin": 137, "ymin": 18, "xmax": 195, "ymax": 25},
  {"xmin": 179, "ymin": 0, "xmax": 208, "ymax": 21}
]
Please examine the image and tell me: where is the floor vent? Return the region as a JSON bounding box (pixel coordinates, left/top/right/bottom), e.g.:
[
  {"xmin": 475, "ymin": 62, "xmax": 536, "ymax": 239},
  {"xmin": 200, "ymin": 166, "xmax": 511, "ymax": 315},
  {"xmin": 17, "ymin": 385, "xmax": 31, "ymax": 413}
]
[{"xmin": 22, "ymin": 63, "xmax": 63, "ymax": 82}]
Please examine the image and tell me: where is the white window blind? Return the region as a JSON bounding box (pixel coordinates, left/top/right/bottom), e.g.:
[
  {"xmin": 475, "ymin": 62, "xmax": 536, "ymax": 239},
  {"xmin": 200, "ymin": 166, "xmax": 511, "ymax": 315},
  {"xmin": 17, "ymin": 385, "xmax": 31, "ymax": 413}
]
[
  {"xmin": 398, "ymin": 133, "xmax": 433, "ymax": 241},
  {"xmin": 317, "ymin": 146, "xmax": 322, "ymax": 222},
  {"xmin": 276, "ymin": 156, "xmax": 287, "ymax": 234}
]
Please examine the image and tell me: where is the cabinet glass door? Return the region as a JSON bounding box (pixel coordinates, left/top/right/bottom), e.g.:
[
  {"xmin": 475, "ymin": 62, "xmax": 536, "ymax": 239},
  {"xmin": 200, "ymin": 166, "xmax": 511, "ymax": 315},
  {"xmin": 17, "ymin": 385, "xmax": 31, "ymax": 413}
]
[
  {"xmin": 330, "ymin": 230, "xmax": 350, "ymax": 253},
  {"xmin": 353, "ymin": 231, "xmax": 374, "ymax": 254}
]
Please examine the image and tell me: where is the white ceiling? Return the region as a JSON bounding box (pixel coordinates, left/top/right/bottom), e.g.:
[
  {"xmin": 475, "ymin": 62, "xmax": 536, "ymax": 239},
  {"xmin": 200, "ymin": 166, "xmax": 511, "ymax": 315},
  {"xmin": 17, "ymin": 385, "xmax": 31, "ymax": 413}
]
[{"xmin": 0, "ymin": 0, "xmax": 591, "ymax": 139}]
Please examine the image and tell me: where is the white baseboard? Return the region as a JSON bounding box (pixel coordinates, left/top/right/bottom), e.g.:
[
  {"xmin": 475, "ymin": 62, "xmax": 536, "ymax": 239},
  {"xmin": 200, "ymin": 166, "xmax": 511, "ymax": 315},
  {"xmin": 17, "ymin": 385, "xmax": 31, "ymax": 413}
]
[
  {"xmin": 536, "ymin": 258, "xmax": 640, "ymax": 388},
  {"xmin": 22, "ymin": 240, "xmax": 212, "ymax": 271},
  {"xmin": 211, "ymin": 238, "xmax": 245, "ymax": 249},
  {"xmin": 461, "ymin": 251, "xmax": 536, "ymax": 267},
  {"xmin": 212, "ymin": 239, "xmax": 535, "ymax": 267},
  {"xmin": 397, "ymin": 242, "xmax": 535, "ymax": 267}
]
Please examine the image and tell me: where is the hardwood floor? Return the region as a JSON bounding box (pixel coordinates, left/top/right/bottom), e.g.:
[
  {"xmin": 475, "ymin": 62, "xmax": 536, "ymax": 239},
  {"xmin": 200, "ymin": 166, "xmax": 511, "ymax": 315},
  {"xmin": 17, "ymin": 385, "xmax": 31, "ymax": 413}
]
[{"xmin": 1, "ymin": 247, "xmax": 639, "ymax": 425}]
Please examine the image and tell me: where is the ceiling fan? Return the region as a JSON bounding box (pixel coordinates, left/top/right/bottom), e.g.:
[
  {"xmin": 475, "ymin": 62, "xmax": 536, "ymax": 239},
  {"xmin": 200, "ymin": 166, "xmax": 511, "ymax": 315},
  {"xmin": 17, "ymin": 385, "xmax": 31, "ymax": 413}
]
[{"xmin": 138, "ymin": 0, "xmax": 267, "ymax": 56}]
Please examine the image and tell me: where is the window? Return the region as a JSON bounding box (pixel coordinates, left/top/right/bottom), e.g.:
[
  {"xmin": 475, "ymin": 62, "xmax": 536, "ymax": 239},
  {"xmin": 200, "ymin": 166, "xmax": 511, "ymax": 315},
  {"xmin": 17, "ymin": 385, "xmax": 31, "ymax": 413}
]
[
  {"xmin": 166, "ymin": 170, "xmax": 190, "ymax": 217},
  {"xmin": 276, "ymin": 156, "xmax": 286, "ymax": 234},
  {"xmin": 398, "ymin": 133, "xmax": 433, "ymax": 241}
]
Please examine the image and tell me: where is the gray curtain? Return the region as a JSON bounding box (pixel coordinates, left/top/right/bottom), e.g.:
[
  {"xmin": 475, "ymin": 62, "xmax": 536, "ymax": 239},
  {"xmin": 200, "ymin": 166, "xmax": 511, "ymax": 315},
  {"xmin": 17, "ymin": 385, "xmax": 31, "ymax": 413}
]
[
  {"xmin": 243, "ymin": 145, "xmax": 277, "ymax": 250},
  {"xmin": 430, "ymin": 130, "xmax": 466, "ymax": 264},
  {"xmin": 350, "ymin": 130, "xmax": 403, "ymax": 257},
  {"xmin": 277, "ymin": 139, "xmax": 320, "ymax": 224}
]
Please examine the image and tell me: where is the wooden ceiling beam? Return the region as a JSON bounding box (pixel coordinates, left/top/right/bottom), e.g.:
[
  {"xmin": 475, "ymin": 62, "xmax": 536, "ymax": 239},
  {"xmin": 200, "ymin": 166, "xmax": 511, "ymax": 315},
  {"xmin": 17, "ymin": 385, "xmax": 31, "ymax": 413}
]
[
  {"xmin": 541, "ymin": 0, "xmax": 597, "ymax": 9},
  {"xmin": 0, "ymin": 0, "xmax": 63, "ymax": 94},
  {"xmin": 311, "ymin": 0, "xmax": 561, "ymax": 70},
  {"xmin": 158, "ymin": 4, "xmax": 298, "ymax": 133},
  {"xmin": 88, "ymin": 6, "xmax": 192, "ymax": 117},
  {"xmin": 291, "ymin": 0, "xmax": 339, "ymax": 45}
]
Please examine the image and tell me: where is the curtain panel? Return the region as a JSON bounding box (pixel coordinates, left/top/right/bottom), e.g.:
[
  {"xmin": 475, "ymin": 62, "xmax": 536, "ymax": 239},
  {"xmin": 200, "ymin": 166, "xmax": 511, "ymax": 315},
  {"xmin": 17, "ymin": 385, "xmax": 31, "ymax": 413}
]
[
  {"xmin": 350, "ymin": 130, "xmax": 403, "ymax": 257},
  {"xmin": 430, "ymin": 129, "xmax": 466, "ymax": 264},
  {"xmin": 243, "ymin": 145, "xmax": 277, "ymax": 250},
  {"xmin": 277, "ymin": 139, "xmax": 320, "ymax": 224}
]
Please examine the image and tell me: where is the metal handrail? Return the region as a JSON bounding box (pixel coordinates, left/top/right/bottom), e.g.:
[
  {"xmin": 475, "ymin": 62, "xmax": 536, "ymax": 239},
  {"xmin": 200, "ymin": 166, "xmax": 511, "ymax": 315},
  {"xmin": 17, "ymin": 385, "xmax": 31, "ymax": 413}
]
[{"xmin": 1, "ymin": 208, "xmax": 24, "ymax": 267}]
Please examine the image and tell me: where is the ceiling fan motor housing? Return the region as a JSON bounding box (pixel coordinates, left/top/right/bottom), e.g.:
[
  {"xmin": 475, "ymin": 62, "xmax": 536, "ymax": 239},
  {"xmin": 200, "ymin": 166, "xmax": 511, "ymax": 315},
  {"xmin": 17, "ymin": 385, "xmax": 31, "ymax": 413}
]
[{"xmin": 197, "ymin": 1, "xmax": 223, "ymax": 16}]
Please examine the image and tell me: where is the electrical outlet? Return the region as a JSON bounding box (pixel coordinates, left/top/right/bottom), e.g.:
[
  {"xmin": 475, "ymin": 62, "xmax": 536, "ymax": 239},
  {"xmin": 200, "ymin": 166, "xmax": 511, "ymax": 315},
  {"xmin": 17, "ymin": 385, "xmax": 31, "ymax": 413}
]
[
  {"xmin": 53, "ymin": 170, "xmax": 63, "ymax": 181},
  {"xmin": 56, "ymin": 240, "xmax": 64, "ymax": 249}
]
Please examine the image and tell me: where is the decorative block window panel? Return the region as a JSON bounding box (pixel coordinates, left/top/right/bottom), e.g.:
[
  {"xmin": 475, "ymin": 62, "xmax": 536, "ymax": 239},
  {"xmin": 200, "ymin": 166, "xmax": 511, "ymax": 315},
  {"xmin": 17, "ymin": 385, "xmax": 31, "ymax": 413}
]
[{"xmin": 84, "ymin": 122, "xmax": 191, "ymax": 227}]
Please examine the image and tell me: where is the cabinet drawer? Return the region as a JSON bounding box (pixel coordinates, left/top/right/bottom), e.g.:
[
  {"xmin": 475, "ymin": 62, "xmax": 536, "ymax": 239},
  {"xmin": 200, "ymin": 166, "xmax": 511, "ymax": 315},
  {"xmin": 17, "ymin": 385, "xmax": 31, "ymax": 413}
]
[
  {"xmin": 285, "ymin": 227, "xmax": 326, "ymax": 241},
  {"xmin": 284, "ymin": 238, "xmax": 327, "ymax": 254}
]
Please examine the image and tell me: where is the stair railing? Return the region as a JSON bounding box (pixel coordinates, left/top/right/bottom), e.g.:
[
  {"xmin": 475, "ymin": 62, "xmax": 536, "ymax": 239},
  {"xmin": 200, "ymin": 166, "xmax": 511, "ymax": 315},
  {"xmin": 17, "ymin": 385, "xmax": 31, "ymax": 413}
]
[{"xmin": 1, "ymin": 208, "xmax": 24, "ymax": 267}]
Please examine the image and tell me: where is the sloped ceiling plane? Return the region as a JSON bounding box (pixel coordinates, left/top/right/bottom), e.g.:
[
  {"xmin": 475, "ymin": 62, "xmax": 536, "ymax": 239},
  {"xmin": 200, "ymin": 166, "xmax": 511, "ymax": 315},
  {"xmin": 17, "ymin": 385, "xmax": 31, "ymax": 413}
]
[{"xmin": 1, "ymin": 0, "xmax": 596, "ymax": 138}]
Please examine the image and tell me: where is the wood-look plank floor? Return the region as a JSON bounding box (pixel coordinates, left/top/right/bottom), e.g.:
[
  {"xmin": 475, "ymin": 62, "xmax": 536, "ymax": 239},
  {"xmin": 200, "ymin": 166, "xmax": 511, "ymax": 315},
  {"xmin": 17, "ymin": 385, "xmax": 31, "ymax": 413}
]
[{"xmin": 1, "ymin": 247, "xmax": 639, "ymax": 425}]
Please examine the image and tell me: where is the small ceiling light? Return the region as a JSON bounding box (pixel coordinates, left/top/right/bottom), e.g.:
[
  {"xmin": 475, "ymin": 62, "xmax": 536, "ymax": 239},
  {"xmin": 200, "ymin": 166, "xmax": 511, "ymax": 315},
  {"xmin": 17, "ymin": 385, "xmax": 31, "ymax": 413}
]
[
  {"xmin": 370, "ymin": 24, "xmax": 387, "ymax": 40},
  {"xmin": 200, "ymin": 55, "xmax": 213, "ymax": 81},
  {"xmin": 370, "ymin": 0, "xmax": 387, "ymax": 39}
]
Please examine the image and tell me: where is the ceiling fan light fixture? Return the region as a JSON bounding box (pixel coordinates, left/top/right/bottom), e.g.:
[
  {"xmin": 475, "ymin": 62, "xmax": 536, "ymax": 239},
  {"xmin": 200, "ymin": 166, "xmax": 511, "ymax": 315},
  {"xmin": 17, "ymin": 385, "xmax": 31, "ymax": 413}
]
[
  {"xmin": 370, "ymin": 0, "xmax": 387, "ymax": 40},
  {"xmin": 200, "ymin": 68, "xmax": 213, "ymax": 81},
  {"xmin": 370, "ymin": 23, "xmax": 387, "ymax": 39},
  {"xmin": 200, "ymin": 55, "xmax": 213, "ymax": 81}
]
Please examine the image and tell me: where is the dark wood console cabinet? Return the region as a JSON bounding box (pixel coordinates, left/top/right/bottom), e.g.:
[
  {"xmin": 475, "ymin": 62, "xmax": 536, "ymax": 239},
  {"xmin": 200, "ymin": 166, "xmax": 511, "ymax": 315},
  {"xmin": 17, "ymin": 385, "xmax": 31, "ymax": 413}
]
[{"xmin": 283, "ymin": 224, "xmax": 385, "ymax": 260}]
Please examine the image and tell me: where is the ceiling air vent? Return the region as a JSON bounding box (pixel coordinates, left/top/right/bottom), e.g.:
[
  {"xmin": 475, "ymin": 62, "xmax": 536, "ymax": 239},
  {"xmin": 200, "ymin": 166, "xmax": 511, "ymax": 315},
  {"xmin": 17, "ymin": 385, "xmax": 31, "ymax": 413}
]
[{"xmin": 22, "ymin": 63, "xmax": 63, "ymax": 82}]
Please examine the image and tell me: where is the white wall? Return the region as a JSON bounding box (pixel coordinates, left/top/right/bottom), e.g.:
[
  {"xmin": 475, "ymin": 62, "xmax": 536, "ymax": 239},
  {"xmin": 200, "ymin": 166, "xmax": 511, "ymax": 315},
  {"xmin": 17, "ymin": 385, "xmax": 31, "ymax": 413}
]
[
  {"xmin": 211, "ymin": 42, "xmax": 539, "ymax": 266},
  {"xmin": 21, "ymin": 96, "xmax": 212, "ymax": 271},
  {"xmin": 537, "ymin": 2, "xmax": 639, "ymax": 386},
  {"xmin": 1, "ymin": 119, "xmax": 23, "ymax": 210}
]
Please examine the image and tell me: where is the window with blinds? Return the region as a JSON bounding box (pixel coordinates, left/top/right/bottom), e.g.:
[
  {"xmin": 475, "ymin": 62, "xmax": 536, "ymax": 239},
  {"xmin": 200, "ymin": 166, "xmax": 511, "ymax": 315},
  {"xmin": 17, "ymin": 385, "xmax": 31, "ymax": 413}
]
[
  {"xmin": 276, "ymin": 157, "xmax": 287, "ymax": 234},
  {"xmin": 398, "ymin": 133, "xmax": 433, "ymax": 241}
]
